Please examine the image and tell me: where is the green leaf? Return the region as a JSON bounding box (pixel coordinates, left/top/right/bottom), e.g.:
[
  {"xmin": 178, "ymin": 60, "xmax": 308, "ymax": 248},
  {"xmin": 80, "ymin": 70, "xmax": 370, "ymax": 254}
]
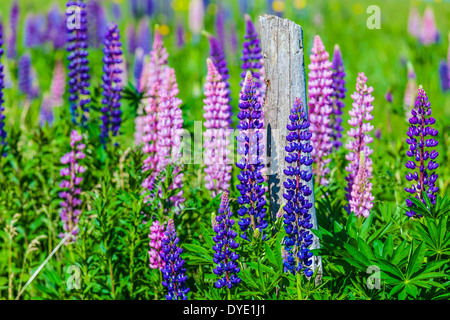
[
  {"xmin": 344, "ymin": 243, "xmax": 370, "ymax": 266},
  {"xmin": 406, "ymin": 242, "xmax": 424, "ymax": 278},
  {"xmin": 357, "ymin": 237, "xmax": 376, "ymax": 260}
]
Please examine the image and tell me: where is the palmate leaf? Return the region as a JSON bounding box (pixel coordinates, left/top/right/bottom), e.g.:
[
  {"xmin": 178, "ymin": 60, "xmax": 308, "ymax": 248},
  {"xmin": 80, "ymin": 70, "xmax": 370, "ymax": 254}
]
[{"xmin": 406, "ymin": 242, "xmax": 425, "ymax": 278}]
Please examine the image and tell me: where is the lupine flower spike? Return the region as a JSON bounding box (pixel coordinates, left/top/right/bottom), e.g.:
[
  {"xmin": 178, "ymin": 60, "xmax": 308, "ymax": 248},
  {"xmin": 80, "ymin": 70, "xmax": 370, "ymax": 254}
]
[
  {"xmin": 236, "ymin": 71, "xmax": 268, "ymax": 241},
  {"xmin": 330, "ymin": 44, "xmax": 346, "ymax": 151},
  {"xmin": 0, "ymin": 22, "xmax": 6, "ymax": 156},
  {"xmin": 203, "ymin": 58, "xmax": 232, "ymax": 196},
  {"xmin": 407, "ymin": 6, "xmax": 421, "ymax": 39},
  {"xmin": 420, "ymin": 6, "xmax": 439, "ymax": 46},
  {"xmin": 212, "ymin": 192, "xmax": 241, "ymax": 289},
  {"xmin": 148, "ymin": 220, "xmax": 165, "ymax": 269},
  {"xmin": 308, "ymin": 35, "xmax": 334, "ymax": 186},
  {"xmin": 404, "ymin": 62, "xmax": 417, "ymax": 120},
  {"xmin": 18, "ymin": 53, "xmax": 32, "ymax": 97},
  {"xmin": 100, "ymin": 22, "xmax": 123, "ymax": 147},
  {"xmin": 344, "ymin": 73, "xmax": 375, "ymax": 218},
  {"xmin": 7, "ymin": 1, "xmax": 19, "ymax": 59},
  {"xmin": 50, "ymin": 59, "xmax": 66, "ymax": 107},
  {"xmin": 282, "ymin": 98, "xmax": 314, "ymax": 277},
  {"xmin": 66, "ymin": 0, "xmax": 91, "ymax": 126},
  {"xmin": 405, "ymin": 86, "xmax": 439, "ymax": 218},
  {"xmin": 59, "ymin": 130, "xmax": 86, "ymax": 241},
  {"xmin": 160, "ymin": 219, "xmax": 190, "ymax": 300}
]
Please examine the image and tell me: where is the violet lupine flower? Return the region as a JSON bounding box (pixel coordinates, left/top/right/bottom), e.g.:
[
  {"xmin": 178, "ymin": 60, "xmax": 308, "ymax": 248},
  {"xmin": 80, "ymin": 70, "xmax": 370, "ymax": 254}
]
[
  {"xmin": 241, "ymin": 15, "xmax": 266, "ymax": 104},
  {"xmin": 176, "ymin": 22, "xmax": 185, "ymax": 48},
  {"xmin": 344, "ymin": 73, "xmax": 375, "ymax": 218},
  {"xmin": 207, "ymin": 34, "xmax": 231, "ymax": 98},
  {"xmin": 100, "ymin": 22, "xmax": 123, "ymax": 147},
  {"xmin": 236, "ymin": 71, "xmax": 268, "ymax": 242},
  {"xmin": 59, "ymin": 130, "xmax": 86, "ymax": 241},
  {"xmin": 148, "ymin": 220, "xmax": 165, "ymax": 269},
  {"xmin": 212, "ymin": 192, "xmax": 241, "ymax": 289},
  {"xmin": 46, "ymin": 4, "xmax": 66, "ymax": 50},
  {"xmin": 112, "ymin": 3, "xmax": 121, "ymax": 21},
  {"xmin": 420, "ymin": 6, "xmax": 439, "ymax": 46},
  {"xmin": 39, "ymin": 94, "xmax": 54, "ymax": 127},
  {"xmin": 405, "ymin": 86, "xmax": 439, "ymax": 218},
  {"xmin": 134, "ymin": 47, "xmax": 145, "ymax": 87},
  {"xmin": 24, "ymin": 14, "xmax": 39, "ymax": 48},
  {"xmin": 136, "ymin": 17, "xmax": 152, "ymax": 54},
  {"xmin": 18, "ymin": 53, "xmax": 32, "ymax": 97},
  {"xmin": 439, "ymin": 60, "xmax": 449, "ymax": 92},
  {"xmin": 385, "ymin": 89, "xmax": 393, "ymax": 103},
  {"xmin": 160, "ymin": 219, "xmax": 190, "ymax": 300},
  {"xmin": 7, "ymin": 1, "xmax": 19, "ymax": 59},
  {"xmin": 308, "ymin": 35, "xmax": 334, "ymax": 186},
  {"xmin": 86, "ymin": 0, "xmax": 107, "ymax": 48},
  {"xmin": 0, "ymin": 22, "xmax": 7, "ymax": 156},
  {"xmin": 126, "ymin": 23, "xmax": 137, "ymax": 55},
  {"xmin": 215, "ymin": 5, "xmax": 226, "ymax": 53},
  {"xmin": 50, "ymin": 59, "xmax": 66, "ymax": 107},
  {"xmin": 66, "ymin": 0, "xmax": 91, "ymax": 126},
  {"xmin": 203, "ymin": 58, "xmax": 232, "ymax": 197},
  {"xmin": 282, "ymin": 98, "xmax": 314, "ymax": 277},
  {"xmin": 330, "ymin": 44, "xmax": 346, "ymax": 151}
]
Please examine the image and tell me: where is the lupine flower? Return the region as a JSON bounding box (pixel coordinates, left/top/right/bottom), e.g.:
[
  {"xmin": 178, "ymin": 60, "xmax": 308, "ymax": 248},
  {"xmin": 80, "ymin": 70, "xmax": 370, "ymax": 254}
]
[
  {"xmin": 24, "ymin": 14, "xmax": 41, "ymax": 48},
  {"xmin": 46, "ymin": 4, "xmax": 66, "ymax": 50},
  {"xmin": 404, "ymin": 62, "xmax": 417, "ymax": 121},
  {"xmin": 0, "ymin": 22, "xmax": 7, "ymax": 156},
  {"xmin": 420, "ymin": 6, "xmax": 439, "ymax": 46},
  {"xmin": 18, "ymin": 53, "xmax": 32, "ymax": 97},
  {"xmin": 385, "ymin": 89, "xmax": 393, "ymax": 103},
  {"xmin": 126, "ymin": 23, "xmax": 137, "ymax": 54},
  {"xmin": 136, "ymin": 17, "xmax": 152, "ymax": 54},
  {"xmin": 203, "ymin": 59, "xmax": 232, "ymax": 196},
  {"xmin": 59, "ymin": 130, "xmax": 86, "ymax": 241},
  {"xmin": 308, "ymin": 35, "xmax": 334, "ymax": 186},
  {"xmin": 100, "ymin": 22, "xmax": 123, "ymax": 147},
  {"xmin": 241, "ymin": 15, "xmax": 266, "ymax": 116},
  {"xmin": 344, "ymin": 73, "xmax": 375, "ymax": 218},
  {"xmin": 212, "ymin": 192, "xmax": 241, "ymax": 289},
  {"xmin": 148, "ymin": 220, "xmax": 165, "ymax": 269},
  {"xmin": 176, "ymin": 21, "xmax": 185, "ymax": 48},
  {"xmin": 188, "ymin": 0, "xmax": 204, "ymax": 39},
  {"xmin": 160, "ymin": 219, "xmax": 190, "ymax": 300},
  {"xmin": 7, "ymin": 0, "xmax": 19, "ymax": 59},
  {"xmin": 86, "ymin": 0, "xmax": 107, "ymax": 48},
  {"xmin": 30, "ymin": 66, "xmax": 40, "ymax": 99},
  {"xmin": 145, "ymin": 0, "xmax": 154, "ymax": 17},
  {"xmin": 207, "ymin": 34, "xmax": 231, "ymax": 99},
  {"xmin": 133, "ymin": 47, "xmax": 145, "ymax": 87},
  {"xmin": 130, "ymin": 0, "xmax": 140, "ymax": 19},
  {"xmin": 330, "ymin": 44, "xmax": 346, "ymax": 151},
  {"xmin": 282, "ymin": 98, "xmax": 314, "ymax": 277},
  {"xmin": 407, "ymin": 6, "xmax": 421, "ymax": 39},
  {"xmin": 50, "ymin": 59, "xmax": 66, "ymax": 107},
  {"xmin": 439, "ymin": 60, "xmax": 449, "ymax": 92},
  {"xmin": 66, "ymin": 0, "xmax": 91, "ymax": 126},
  {"xmin": 112, "ymin": 2, "xmax": 121, "ymax": 21},
  {"xmin": 405, "ymin": 86, "xmax": 439, "ymax": 218},
  {"xmin": 236, "ymin": 71, "xmax": 268, "ymax": 241},
  {"xmin": 229, "ymin": 23, "xmax": 238, "ymax": 54},
  {"xmin": 39, "ymin": 93, "xmax": 54, "ymax": 127},
  {"xmin": 215, "ymin": 5, "xmax": 226, "ymax": 53}
]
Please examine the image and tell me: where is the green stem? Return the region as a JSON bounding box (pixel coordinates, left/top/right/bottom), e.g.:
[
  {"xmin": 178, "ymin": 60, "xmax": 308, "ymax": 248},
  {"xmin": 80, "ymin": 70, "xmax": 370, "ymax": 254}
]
[{"xmin": 296, "ymin": 273, "xmax": 303, "ymax": 300}]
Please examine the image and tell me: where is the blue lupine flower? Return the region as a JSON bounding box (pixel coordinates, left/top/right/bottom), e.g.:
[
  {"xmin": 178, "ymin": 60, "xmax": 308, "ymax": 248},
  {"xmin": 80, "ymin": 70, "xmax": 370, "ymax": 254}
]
[
  {"xmin": 236, "ymin": 71, "xmax": 268, "ymax": 242},
  {"xmin": 66, "ymin": 0, "xmax": 91, "ymax": 126},
  {"xmin": 87, "ymin": 0, "xmax": 107, "ymax": 48},
  {"xmin": 160, "ymin": 219, "xmax": 190, "ymax": 300},
  {"xmin": 207, "ymin": 34, "xmax": 230, "ymax": 97},
  {"xmin": 100, "ymin": 22, "xmax": 123, "ymax": 147},
  {"xmin": 241, "ymin": 15, "xmax": 264, "ymax": 92},
  {"xmin": 405, "ymin": 86, "xmax": 439, "ymax": 218},
  {"xmin": 212, "ymin": 192, "xmax": 241, "ymax": 289},
  {"xmin": 18, "ymin": 53, "xmax": 32, "ymax": 97},
  {"xmin": 282, "ymin": 98, "xmax": 314, "ymax": 277},
  {"xmin": 438, "ymin": 60, "xmax": 449, "ymax": 92},
  {"xmin": 0, "ymin": 22, "xmax": 7, "ymax": 156}
]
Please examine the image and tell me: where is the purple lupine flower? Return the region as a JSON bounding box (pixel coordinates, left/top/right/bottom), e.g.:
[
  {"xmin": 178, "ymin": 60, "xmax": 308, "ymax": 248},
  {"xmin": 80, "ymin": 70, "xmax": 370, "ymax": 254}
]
[
  {"xmin": 385, "ymin": 89, "xmax": 393, "ymax": 103},
  {"xmin": 438, "ymin": 60, "xmax": 448, "ymax": 92},
  {"xmin": 0, "ymin": 22, "xmax": 7, "ymax": 156},
  {"xmin": 100, "ymin": 22, "xmax": 123, "ymax": 147},
  {"xmin": 215, "ymin": 5, "xmax": 226, "ymax": 53},
  {"xmin": 344, "ymin": 73, "xmax": 375, "ymax": 218},
  {"xmin": 176, "ymin": 21, "xmax": 185, "ymax": 48},
  {"xmin": 282, "ymin": 98, "xmax": 314, "ymax": 277},
  {"xmin": 136, "ymin": 17, "xmax": 152, "ymax": 54},
  {"xmin": 229, "ymin": 23, "xmax": 238, "ymax": 54},
  {"xmin": 420, "ymin": 6, "xmax": 439, "ymax": 46},
  {"xmin": 66, "ymin": 0, "xmax": 91, "ymax": 126},
  {"xmin": 24, "ymin": 14, "xmax": 39, "ymax": 48},
  {"xmin": 241, "ymin": 15, "xmax": 266, "ymax": 106},
  {"xmin": 112, "ymin": 2, "xmax": 121, "ymax": 21},
  {"xmin": 374, "ymin": 128, "xmax": 382, "ymax": 140},
  {"xmin": 39, "ymin": 94, "xmax": 54, "ymax": 127},
  {"xmin": 160, "ymin": 219, "xmax": 190, "ymax": 300},
  {"xmin": 405, "ymin": 86, "xmax": 439, "ymax": 218},
  {"xmin": 145, "ymin": 0, "xmax": 154, "ymax": 17},
  {"xmin": 308, "ymin": 35, "xmax": 334, "ymax": 186},
  {"xmin": 148, "ymin": 220, "xmax": 165, "ymax": 269},
  {"xmin": 236, "ymin": 71, "xmax": 268, "ymax": 242},
  {"xmin": 50, "ymin": 59, "xmax": 66, "ymax": 107},
  {"xmin": 330, "ymin": 44, "xmax": 346, "ymax": 151},
  {"xmin": 203, "ymin": 58, "xmax": 232, "ymax": 197},
  {"xmin": 126, "ymin": 22, "xmax": 137, "ymax": 54},
  {"xmin": 59, "ymin": 130, "xmax": 86, "ymax": 241},
  {"xmin": 18, "ymin": 53, "xmax": 32, "ymax": 97},
  {"xmin": 134, "ymin": 47, "xmax": 145, "ymax": 89},
  {"xmin": 7, "ymin": 0, "xmax": 19, "ymax": 59},
  {"xmin": 46, "ymin": 4, "xmax": 66, "ymax": 50},
  {"xmin": 86, "ymin": 0, "xmax": 107, "ymax": 48},
  {"xmin": 408, "ymin": 6, "xmax": 421, "ymax": 39},
  {"xmin": 212, "ymin": 192, "xmax": 241, "ymax": 289}
]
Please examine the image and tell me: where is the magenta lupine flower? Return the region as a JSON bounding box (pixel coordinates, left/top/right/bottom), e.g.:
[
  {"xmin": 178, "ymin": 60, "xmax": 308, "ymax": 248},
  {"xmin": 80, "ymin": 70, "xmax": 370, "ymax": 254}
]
[
  {"xmin": 344, "ymin": 72, "xmax": 375, "ymax": 218},
  {"xmin": 50, "ymin": 59, "xmax": 66, "ymax": 107},
  {"xmin": 148, "ymin": 220, "xmax": 165, "ymax": 269},
  {"xmin": 203, "ymin": 58, "xmax": 232, "ymax": 196},
  {"xmin": 308, "ymin": 35, "xmax": 334, "ymax": 186},
  {"xmin": 420, "ymin": 6, "xmax": 439, "ymax": 46},
  {"xmin": 330, "ymin": 44, "xmax": 346, "ymax": 151},
  {"xmin": 59, "ymin": 130, "xmax": 86, "ymax": 241},
  {"xmin": 407, "ymin": 6, "xmax": 421, "ymax": 39},
  {"xmin": 405, "ymin": 86, "xmax": 439, "ymax": 218}
]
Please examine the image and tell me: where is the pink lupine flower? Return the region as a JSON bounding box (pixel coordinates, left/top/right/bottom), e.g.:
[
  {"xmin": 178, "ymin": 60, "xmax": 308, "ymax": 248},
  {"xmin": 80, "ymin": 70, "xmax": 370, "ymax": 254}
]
[
  {"xmin": 308, "ymin": 35, "xmax": 334, "ymax": 186},
  {"xmin": 188, "ymin": 0, "xmax": 204, "ymax": 38},
  {"xmin": 404, "ymin": 62, "xmax": 417, "ymax": 120},
  {"xmin": 407, "ymin": 6, "xmax": 421, "ymax": 39},
  {"xmin": 203, "ymin": 58, "xmax": 232, "ymax": 196},
  {"xmin": 50, "ymin": 58, "xmax": 65, "ymax": 107},
  {"xmin": 148, "ymin": 220, "xmax": 165, "ymax": 269},
  {"xmin": 420, "ymin": 6, "xmax": 439, "ymax": 46},
  {"xmin": 344, "ymin": 73, "xmax": 375, "ymax": 218}
]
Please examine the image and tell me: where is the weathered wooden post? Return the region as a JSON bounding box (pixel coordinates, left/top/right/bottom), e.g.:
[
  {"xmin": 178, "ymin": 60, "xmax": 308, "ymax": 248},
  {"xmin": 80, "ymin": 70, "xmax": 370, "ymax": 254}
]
[{"xmin": 259, "ymin": 14, "xmax": 322, "ymax": 283}]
